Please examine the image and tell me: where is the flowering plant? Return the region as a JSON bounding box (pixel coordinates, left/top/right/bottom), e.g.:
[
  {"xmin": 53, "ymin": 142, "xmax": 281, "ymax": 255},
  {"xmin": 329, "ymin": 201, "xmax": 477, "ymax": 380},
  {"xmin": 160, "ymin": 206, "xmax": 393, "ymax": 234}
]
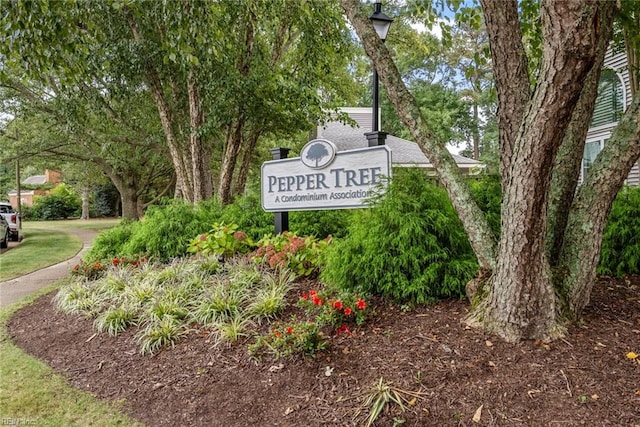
[
  {"xmin": 188, "ymin": 222, "xmax": 255, "ymax": 259},
  {"xmin": 110, "ymin": 256, "xmax": 147, "ymax": 269},
  {"xmin": 298, "ymin": 288, "xmax": 369, "ymax": 334},
  {"xmin": 71, "ymin": 260, "xmax": 107, "ymax": 280},
  {"xmin": 248, "ymin": 320, "xmax": 326, "ymax": 358},
  {"xmin": 250, "ymin": 232, "xmax": 331, "ymax": 277}
]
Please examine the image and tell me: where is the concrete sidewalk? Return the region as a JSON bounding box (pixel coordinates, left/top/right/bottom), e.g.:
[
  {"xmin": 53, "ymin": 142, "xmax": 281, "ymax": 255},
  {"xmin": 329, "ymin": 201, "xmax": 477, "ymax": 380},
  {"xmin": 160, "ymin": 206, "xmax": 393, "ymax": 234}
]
[{"xmin": 0, "ymin": 228, "xmax": 98, "ymax": 308}]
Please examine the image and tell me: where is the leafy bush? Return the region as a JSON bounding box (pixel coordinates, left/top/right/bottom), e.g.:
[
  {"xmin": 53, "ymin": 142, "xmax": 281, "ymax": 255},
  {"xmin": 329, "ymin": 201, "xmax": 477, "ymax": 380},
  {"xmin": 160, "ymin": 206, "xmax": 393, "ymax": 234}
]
[
  {"xmin": 219, "ymin": 192, "xmax": 273, "ymax": 240},
  {"xmin": 29, "ymin": 183, "xmax": 82, "ymax": 220},
  {"xmin": 250, "ymin": 232, "xmax": 331, "ymax": 277},
  {"xmin": 599, "ymin": 186, "xmax": 640, "ymax": 276},
  {"xmin": 84, "ymin": 220, "xmax": 138, "ymax": 263},
  {"xmin": 121, "ymin": 200, "xmax": 222, "ymax": 261},
  {"xmin": 291, "ymin": 209, "xmax": 353, "ymax": 238},
  {"xmin": 188, "ymin": 222, "xmax": 255, "ymax": 259},
  {"xmin": 321, "ymin": 169, "xmax": 478, "ymax": 304},
  {"xmin": 468, "ymin": 174, "xmax": 502, "ymax": 239}
]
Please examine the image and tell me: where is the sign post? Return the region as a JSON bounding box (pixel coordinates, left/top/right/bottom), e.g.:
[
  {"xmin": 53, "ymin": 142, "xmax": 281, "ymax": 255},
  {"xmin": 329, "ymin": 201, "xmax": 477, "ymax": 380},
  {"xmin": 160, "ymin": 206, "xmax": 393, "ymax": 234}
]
[{"xmin": 269, "ymin": 147, "xmax": 291, "ymax": 234}]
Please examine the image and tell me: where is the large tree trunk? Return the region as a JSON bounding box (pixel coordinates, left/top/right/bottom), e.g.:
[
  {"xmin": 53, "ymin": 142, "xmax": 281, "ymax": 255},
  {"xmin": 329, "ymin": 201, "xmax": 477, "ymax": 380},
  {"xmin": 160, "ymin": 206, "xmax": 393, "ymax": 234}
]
[
  {"xmin": 479, "ymin": 0, "xmax": 530, "ymax": 186},
  {"xmin": 546, "ymin": 3, "xmax": 616, "ymax": 264},
  {"xmin": 469, "ymin": 1, "xmax": 604, "ymax": 342},
  {"xmin": 559, "ymin": 92, "xmax": 640, "ymax": 316},
  {"xmin": 81, "ymin": 186, "xmax": 90, "ymax": 220},
  {"xmin": 233, "ymin": 129, "xmax": 262, "ymax": 196},
  {"xmin": 217, "ymin": 120, "xmax": 244, "ymax": 205},
  {"xmin": 188, "ymin": 70, "xmax": 213, "ymax": 203}
]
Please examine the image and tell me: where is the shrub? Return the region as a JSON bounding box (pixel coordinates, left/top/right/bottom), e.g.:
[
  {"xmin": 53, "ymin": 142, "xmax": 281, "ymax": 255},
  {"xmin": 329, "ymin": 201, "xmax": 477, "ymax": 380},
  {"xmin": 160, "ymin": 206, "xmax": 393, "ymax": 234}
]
[
  {"xmin": 468, "ymin": 173, "xmax": 502, "ymax": 239},
  {"xmin": 321, "ymin": 169, "xmax": 478, "ymax": 304},
  {"xmin": 599, "ymin": 186, "xmax": 640, "ymax": 276},
  {"xmin": 84, "ymin": 220, "xmax": 138, "ymax": 263},
  {"xmin": 219, "ymin": 192, "xmax": 273, "ymax": 240},
  {"xmin": 29, "ymin": 183, "xmax": 82, "ymax": 220},
  {"xmin": 188, "ymin": 222, "xmax": 255, "ymax": 259},
  {"xmin": 250, "ymin": 232, "xmax": 331, "ymax": 277},
  {"xmin": 290, "ymin": 209, "xmax": 353, "ymax": 238},
  {"xmin": 100, "ymin": 199, "xmax": 221, "ymax": 261}
]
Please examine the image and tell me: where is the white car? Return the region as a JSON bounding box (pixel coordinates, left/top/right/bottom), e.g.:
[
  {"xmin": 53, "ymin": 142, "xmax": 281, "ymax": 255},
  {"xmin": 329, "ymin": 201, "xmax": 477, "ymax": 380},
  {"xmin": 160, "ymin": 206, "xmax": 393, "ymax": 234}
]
[
  {"xmin": 0, "ymin": 216, "xmax": 9, "ymax": 248},
  {"xmin": 0, "ymin": 202, "xmax": 20, "ymax": 241}
]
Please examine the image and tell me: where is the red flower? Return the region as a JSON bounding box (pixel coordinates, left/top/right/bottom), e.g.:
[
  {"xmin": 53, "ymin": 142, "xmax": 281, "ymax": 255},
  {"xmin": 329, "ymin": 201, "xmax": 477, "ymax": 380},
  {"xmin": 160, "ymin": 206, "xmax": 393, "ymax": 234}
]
[
  {"xmin": 313, "ymin": 296, "xmax": 323, "ymax": 306},
  {"xmin": 133, "ymin": 260, "xmax": 139, "ymax": 267},
  {"xmin": 309, "ymin": 290, "xmax": 317, "ymax": 297},
  {"xmin": 301, "ymin": 293, "xmax": 308, "ymax": 300},
  {"xmin": 356, "ymin": 299, "xmax": 367, "ymax": 310},
  {"xmin": 286, "ymin": 327, "xmax": 293, "ymax": 335},
  {"xmin": 344, "ymin": 307, "xmax": 352, "ymax": 316},
  {"xmin": 333, "ymin": 301, "xmax": 343, "ymax": 310},
  {"xmin": 336, "ymin": 324, "xmax": 350, "ymax": 335},
  {"xmin": 274, "ymin": 331, "xmax": 282, "ymax": 338},
  {"xmin": 112, "ymin": 258, "xmax": 119, "ymax": 266}
]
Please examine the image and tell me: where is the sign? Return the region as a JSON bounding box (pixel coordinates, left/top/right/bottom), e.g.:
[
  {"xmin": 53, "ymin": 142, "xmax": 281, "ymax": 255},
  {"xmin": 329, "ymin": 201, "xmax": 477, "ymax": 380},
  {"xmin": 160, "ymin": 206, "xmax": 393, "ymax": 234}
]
[{"xmin": 261, "ymin": 139, "xmax": 392, "ymax": 212}]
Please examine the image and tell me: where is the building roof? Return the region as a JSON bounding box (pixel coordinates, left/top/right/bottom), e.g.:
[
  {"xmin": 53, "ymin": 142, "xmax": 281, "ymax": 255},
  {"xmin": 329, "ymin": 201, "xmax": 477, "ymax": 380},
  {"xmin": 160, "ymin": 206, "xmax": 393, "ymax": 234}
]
[
  {"xmin": 22, "ymin": 175, "xmax": 47, "ymax": 185},
  {"xmin": 317, "ymin": 108, "xmax": 483, "ymax": 171}
]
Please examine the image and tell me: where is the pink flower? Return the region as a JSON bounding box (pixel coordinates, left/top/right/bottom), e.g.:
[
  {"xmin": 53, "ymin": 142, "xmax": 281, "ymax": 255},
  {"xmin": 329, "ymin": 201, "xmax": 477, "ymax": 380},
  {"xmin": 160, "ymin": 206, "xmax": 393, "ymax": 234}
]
[{"xmin": 233, "ymin": 231, "xmax": 247, "ymax": 241}]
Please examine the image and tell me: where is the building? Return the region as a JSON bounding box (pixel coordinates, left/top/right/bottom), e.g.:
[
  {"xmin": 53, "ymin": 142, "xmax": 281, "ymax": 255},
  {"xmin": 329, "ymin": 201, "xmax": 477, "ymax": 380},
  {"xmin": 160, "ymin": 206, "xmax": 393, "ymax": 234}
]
[
  {"xmin": 583, "ymin": 51, "xmax": 639, "ymax": 185},
  {"xmin": 8, "ymin": 169, "xmax": 62, "ymax": 208},
  {"xmin": 315, "ymin": 107, "xmax": 483, "ymax": 174}
]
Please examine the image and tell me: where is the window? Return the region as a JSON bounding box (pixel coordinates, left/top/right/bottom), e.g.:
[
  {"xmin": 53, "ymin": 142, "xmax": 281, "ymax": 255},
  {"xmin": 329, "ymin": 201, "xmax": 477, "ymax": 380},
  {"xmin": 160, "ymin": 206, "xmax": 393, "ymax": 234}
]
[
  {"xmin": 582, "ymin": 139, "xmax": 606, "ymax": 181},
  {"xmin": 590, "ymin": 69, "xmax": 624, "ymax": 128}
]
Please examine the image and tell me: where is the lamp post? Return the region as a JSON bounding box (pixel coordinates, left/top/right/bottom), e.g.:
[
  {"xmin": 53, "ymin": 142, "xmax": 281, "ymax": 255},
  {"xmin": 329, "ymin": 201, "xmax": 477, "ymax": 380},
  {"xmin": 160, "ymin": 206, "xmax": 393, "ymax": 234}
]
[{"xmin": 365, "ymin": 2, "xmax": 393, "ymax": 148}]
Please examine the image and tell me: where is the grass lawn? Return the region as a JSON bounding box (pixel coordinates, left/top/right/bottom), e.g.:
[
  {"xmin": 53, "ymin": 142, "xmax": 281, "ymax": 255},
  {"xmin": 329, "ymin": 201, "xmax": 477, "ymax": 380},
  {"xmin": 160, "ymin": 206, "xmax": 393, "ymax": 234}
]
[
  {"xmin": 0, "ymin": 285, "xmax": 142, "ymax": 426},
  {"xmin": 0, "ymin": 218, "xmax": 120, "ymax": 282},
  {"xmin": 0, "ymin": 229, "xmax": 81, "ymax": 282},
  {"xmin": 24, "ymin": 218, "xmax": 120, "ymax": 231}
]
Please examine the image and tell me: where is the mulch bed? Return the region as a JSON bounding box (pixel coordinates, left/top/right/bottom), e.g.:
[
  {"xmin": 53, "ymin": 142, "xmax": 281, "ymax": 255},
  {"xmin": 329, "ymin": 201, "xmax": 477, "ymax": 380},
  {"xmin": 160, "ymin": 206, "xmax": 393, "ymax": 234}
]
[{"xmin": 7, "ymin": 276, "xmax": 640, "ymax": 426}]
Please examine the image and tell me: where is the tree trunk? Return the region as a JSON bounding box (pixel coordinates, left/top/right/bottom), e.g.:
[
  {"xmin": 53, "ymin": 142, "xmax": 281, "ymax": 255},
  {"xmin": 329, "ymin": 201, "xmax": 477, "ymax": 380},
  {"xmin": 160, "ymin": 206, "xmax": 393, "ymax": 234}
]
[
  {"xmin": 559, "ymin": 92, "xmax": 640, "ymax": 316},
  {"xmin": 479, "ymin": 0, "xmax": 530, "ymax": 185},
  {"xmin": 546, "ymin": 3, "xmax": 615, "ymax": 264},
  {"xmin": 218, "ymin": 119, "xmax": 244, "ymax": 205},
  {"xmin": 81, "ymin": 186, "xmax": 90, "ymax": 220},
  {"xmin": 468, "ymin": 0, "xmax": 604, "ymax": 342},
  {"xmin": 341, "ymin": 0, "xmax": 497, "ymax": 271},
  {"xmin": 188, "ymin": 70, "xmax": 213, "ymax": 203},
  {"xmin": 125, "ymin": 8, "xmax": 194, "ymax": 203},
  {"xmin": 472, "ymin": 102, "xmax": 480, "ymax": 160},
  {"xmin": 233, "ymin": 129, "xmax": 261, "ymax": 196}
]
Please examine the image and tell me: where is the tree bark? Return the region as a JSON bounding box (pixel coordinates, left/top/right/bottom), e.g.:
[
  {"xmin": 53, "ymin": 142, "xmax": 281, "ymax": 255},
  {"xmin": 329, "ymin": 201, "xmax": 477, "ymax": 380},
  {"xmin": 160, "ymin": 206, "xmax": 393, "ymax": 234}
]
[
  {"xmin": 341, "ymin": 0, "xmax": 497, "ymax": 271},
  {"xmin": 479, "ymin": 0, "xmax": 530, "ymax": 185},
  {"xmin": 546, "ymin": 3, "xmax": 616, "ymax": 264},
  {"xmin": 188, "ymin": 70, "xmax": 213, "ymax": 203},
  {"xmin": 81, "ymin": 186, "xmax": 90, "ymax": 220},
  {"xmin": 559, "ymin": 91, "xmax": 640, "ymax": 316},
  {"xmin": 233, "ymin": 129, "xmax": 262, "ymax": 196},
  {"xmin": 125, "ymin": 8, "xmax": 195, "ymax": 203},
  {"xmin": 217, "ymin": 119, "xmax": 244, "ymax": 205},
  {"xmin": 469, "ymin": 0, "xmax": 603, "ymax": 342}
]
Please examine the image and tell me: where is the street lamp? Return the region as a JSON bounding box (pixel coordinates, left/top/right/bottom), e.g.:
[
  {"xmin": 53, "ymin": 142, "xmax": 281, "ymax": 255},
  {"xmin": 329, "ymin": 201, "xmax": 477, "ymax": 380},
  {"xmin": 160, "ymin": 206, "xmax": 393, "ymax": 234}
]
[{"xmin": 365, "ymin": 2, "xmax": 393, "ymax": 147}]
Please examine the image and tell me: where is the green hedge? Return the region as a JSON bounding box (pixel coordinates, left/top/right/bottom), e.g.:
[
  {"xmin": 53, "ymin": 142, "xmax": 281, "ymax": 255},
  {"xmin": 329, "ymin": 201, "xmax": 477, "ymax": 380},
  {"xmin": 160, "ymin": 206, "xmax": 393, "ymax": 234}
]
[{"xmin": 321, "ymin": 169, "xmax": 479, "ymax": 304}]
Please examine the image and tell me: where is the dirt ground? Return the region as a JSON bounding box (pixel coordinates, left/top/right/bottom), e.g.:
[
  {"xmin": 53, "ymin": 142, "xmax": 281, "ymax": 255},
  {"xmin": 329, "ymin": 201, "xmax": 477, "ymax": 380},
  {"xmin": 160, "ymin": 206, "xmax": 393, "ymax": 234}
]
[{"xmin": 7, "ymin": 275, "xmax": 640, "ymax": 426}]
